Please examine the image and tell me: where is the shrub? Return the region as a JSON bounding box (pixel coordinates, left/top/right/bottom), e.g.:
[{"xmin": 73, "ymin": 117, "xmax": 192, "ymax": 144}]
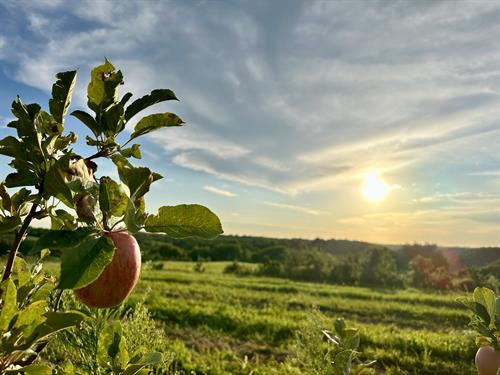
[{"xmin": 45, "ymin": 294, "xmax": 174, "ymax": 374}]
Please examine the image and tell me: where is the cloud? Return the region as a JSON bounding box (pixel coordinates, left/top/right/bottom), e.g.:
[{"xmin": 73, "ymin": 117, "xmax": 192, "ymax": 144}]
[
  {"xmin": 0, "ymin": 0, "xmax": 498, "ymax": 245},
  {"xmin": 203, "ymin": 185, "xmax": 236, "ymax": 197},
  {"xmin": 264, "ymin": 201, "xmax": 330, "ymax": 216},
  {"xmin": 1, "ymin": 1, "xmax": 497, "ymax": 197}
]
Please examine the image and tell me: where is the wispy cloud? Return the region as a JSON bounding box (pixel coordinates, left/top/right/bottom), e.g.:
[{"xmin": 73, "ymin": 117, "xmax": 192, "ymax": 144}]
[
  {"xmin": 264, "ymin": 201, "xmax": 330, "ymax": 216},
  {"xmin": 0, "ymin": 0, "xmax": 498, "ymax": 245},
  {"xmin": 203, "ymin": 185, "xmax": 236, "ymax": 197}
]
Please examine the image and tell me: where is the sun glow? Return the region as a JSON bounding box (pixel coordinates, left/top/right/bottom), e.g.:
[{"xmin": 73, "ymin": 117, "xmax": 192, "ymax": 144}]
[{"xmin": 361, "ymin": 171, "xmax": 389, "ymax": 202}]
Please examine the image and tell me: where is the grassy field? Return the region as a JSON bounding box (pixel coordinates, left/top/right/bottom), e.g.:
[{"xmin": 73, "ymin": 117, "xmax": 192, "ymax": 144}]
[{"xmin": 127, "ymin": 261, "xmax": 477, "ymax": 374}]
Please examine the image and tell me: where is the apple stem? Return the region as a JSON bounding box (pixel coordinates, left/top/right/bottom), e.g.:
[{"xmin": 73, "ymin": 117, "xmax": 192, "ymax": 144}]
[{"xmin": 1, "ymin": 201, "xmax": 39, "ymax": 283}]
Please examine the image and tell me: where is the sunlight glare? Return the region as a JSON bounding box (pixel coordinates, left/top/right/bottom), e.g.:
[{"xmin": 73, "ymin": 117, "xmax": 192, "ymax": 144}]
[{"xmin": 361, "ymin": 171, "xmax": 389, "ymax": 202}]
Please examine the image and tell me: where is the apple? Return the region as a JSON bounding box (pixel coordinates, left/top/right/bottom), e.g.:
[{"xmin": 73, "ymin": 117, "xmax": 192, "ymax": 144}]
[
  {"xmin": 476, "ymin": 346, "xmax": 500, "ymax": 375},
  {"xmin": 74, "ymin": 231, "xmax": 141, "ymax": 308}
]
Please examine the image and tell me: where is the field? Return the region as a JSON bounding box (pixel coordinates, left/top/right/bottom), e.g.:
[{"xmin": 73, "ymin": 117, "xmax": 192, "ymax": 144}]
[{"xmin": 129, "ymin": 261, "xmax": 477, "ymax": 374}]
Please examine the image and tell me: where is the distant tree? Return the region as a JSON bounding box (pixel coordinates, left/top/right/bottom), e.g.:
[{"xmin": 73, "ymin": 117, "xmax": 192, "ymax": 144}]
[
  {"xmin": 329, "ymin": 256, "xmax": 362, "ymax": 285},
  {"xmin": 360, "ymin": 247, "xmax": 404, "ymax": 288},
  {"xmin": 211, "ymin": 242, "xmax": 242, "ymax": 261},
  {"xmin": 410, "ymin": 255, "xmax": 453, "ymax": 290},
  {"xmin": 252, "ymin": 245, "xmax": 289, "ymax": 263}
]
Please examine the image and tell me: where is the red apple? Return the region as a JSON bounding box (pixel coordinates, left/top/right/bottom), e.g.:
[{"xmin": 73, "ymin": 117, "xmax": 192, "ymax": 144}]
[
  {"xmin": 74, "ymin": 231, "xmax": 141, "ymax": 308},
  {"xmin": 476, "ymin": 346, "xmax": 500, "ymax": 375}
]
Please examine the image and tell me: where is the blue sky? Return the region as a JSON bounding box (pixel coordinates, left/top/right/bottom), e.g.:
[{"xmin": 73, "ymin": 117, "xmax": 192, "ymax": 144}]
[{"xmin": 0, "ymin": 0, "xmax": 499, "ymax": 246}]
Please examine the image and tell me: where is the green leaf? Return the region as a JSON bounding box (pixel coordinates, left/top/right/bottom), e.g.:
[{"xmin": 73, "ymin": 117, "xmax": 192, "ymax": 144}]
[
  {"xmin": 99, "ymin": 176, "xmax": 128, "ymax": 217},
  {"xmin": 103, "ymin": 103, "xmax": 125, "ymax": 136},
  {"xmin": 9, "ymin": 99, "xmax": 47, "ymax": 166},
  {"xmin": 474, "ymin": 287, "xmax": 496, "ymax": 327},
  {"xmin": 13, "ymin": 300, "xmax": 47, "ymax": 336},
  {"xmin": 332, "ymin": 350, "xmax": 354, "ymax": 374},
  {"xmin": 43, "ymin": 155, "xmax": 71, "ymax": 203},
  {"xmin": 54, "ymin": 131, "xmax": 77, "ymax": 151},
  {"xmin": 32, "ymin": 227, "xmax": 97, "ymax": 254},
  {"xmin": 49, "ymin": 70, "xmax": 78, "ymax": 124},
  {"xmin": 0, "ymin": 278, "xmax": 17, "ymax": 332},
  {"xmin": 124, "ymin": 198, "xmax": 146, "ymax": 234},
  {"xmin": 23, "ymin": 311, "xmax": 86, "ymax": 348},
  {"xmin": 5, "ymin": 171, "xmax": 38, "ymax": 188},
  {"xmin": 50, "ymin": 209, "xmax": 77, "ymax": 230},
  {"xmin": 144, "ymin": 204, "xmax": 223, "ymax": 239},
  {"xmin": 124, "ymin": 352, "xmax": 163, "ymax": 375},
  {"xmin": 13, "ymin": 256, "xmax": 30, "ymax": 288},
  {"xmin": 0, "ymin": 215, "xmax": 22, "ymax": 234},
  {"xmin": 71, "ymin": 110, "xmax": 100, "ymax": 137},
  {"xmin": 111, "ymin": 157, "xmax": 158, "ymax": 202},
  {"xmin": 125, "ymin": 89, "xmax": 178, "ymax": 121},
  {"xmin": 87, "ymin": 58, "xmax": 123, "ymax": 114},
  {"xmin": 121, "ymin": 166, "xmax": 155, "ymax": 200},
  {"xmin": 0, "ymin": 182, "xmax": 12, "ymax": 211},
  {"xmin": 5, "ymin": 364, "xmax": 53, "ymax": 375},
  {"xmin": 120, "ymin": 144, "xmax": 141, "ymax": 159},
  {"xmin": 120, "ymin": 92, "xmax": 133, "ymax": 107},
  {"xmin": 0, "ymin": 135, "xmax": 26, "ymax": 159},
  {"xmin": 98, "ymin": 321, "xmax": 129, "ymax": 370},
  {"xmin": 344, "ymin": 332, "xmax": 360, "ymax": 350},
  {"xmin": 496, "ymin": 297, "xmax": 500, "ymax": 317},
  {"xmin": 334, "ymin": 317, "xmax": 346, "ymax": 336},
  {"xmin": 59, "ymin": 235, "xmax": 115, "ymax": 289},
  {"xmin": 60, "ymin": 360, "xmax": 74, "ymax": 375},
  {"xmin": 130, "ymin": 112, "xmax": 184, "ymax": 140},
  {"xmin": 11, "ymin": 188, "xmax": 31, "ymax": 215},
  {"xmin": 39, "ymin": 110, "xmax": 63, "ymax": 136}
]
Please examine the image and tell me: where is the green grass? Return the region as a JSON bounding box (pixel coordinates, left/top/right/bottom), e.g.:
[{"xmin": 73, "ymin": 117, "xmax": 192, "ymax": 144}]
[{"xmin": 130, "ymin": 261, "xmax": 477, "ymax": 374}]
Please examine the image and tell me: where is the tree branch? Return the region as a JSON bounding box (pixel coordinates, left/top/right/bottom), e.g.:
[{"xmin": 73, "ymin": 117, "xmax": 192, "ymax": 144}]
[{"xmin": 1, "ymin": 201, "xmax": 39, "ymax": 282}]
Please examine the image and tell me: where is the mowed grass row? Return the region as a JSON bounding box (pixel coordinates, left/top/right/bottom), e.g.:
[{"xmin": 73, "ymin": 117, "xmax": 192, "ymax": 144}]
[{"xmin": 133, "ymin": 261, "xmax": 477, "ymax": 374}]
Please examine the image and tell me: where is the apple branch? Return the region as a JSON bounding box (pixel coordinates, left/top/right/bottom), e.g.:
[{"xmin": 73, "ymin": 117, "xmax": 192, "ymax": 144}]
[{"xmin": 1, "ymin": 200, "xmax": 40, "ymax": 282}]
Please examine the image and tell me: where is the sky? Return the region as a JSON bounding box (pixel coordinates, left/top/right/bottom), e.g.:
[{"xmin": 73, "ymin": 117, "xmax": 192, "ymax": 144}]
[{"xmin": 0, "ymin": 0, "xmax": 499, "ymax": 247}]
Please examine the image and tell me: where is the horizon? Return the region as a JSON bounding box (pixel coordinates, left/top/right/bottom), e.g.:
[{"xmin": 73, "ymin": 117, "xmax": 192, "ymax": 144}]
[{"xmin": 1, "ymin": 0, "xmax": 499, "ymax": 247}]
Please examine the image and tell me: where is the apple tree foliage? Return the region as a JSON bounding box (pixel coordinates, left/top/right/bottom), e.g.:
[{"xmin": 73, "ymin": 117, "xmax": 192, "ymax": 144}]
[
  {"xmin": 0, "ymin": 59, "xmax": 223, "ymax": 372},
  {"xmin": 457, "ymin": 287, "xmax": 500, "ymax": 350}
]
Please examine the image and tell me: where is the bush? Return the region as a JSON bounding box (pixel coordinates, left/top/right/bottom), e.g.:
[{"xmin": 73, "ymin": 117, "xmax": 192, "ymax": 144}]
[
  {"xmin": 45, "ymin": 294, "xmax": 174, "ymax": 374},
  {"xmin": 223, "ymin": 261, "xmax": 253, "ymax": 276},
  {"xmin": 287, "ymin": 309, "xmax": 376, "ymax": 374}
]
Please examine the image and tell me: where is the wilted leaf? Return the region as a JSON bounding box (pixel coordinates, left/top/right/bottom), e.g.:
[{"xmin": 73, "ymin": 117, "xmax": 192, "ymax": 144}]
[
  {"xmin": 49, "ymin": 70, "xmax": 77, "ymax": 124},
  {"xmin": 144, "ymin": 204, "xmax": 223, "ymax": 239},
  {"xmin": 43, "ymin": 154, "xmax": 75, "ymax": 207},
  {"xmin": 87, "ymin": 58, "xmax": 123, "ymax": 114}
]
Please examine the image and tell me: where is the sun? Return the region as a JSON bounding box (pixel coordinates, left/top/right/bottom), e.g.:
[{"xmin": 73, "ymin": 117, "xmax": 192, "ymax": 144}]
[{"xmin": 361, "ymin": 171, "xmax": 389, "ymax": 202}]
